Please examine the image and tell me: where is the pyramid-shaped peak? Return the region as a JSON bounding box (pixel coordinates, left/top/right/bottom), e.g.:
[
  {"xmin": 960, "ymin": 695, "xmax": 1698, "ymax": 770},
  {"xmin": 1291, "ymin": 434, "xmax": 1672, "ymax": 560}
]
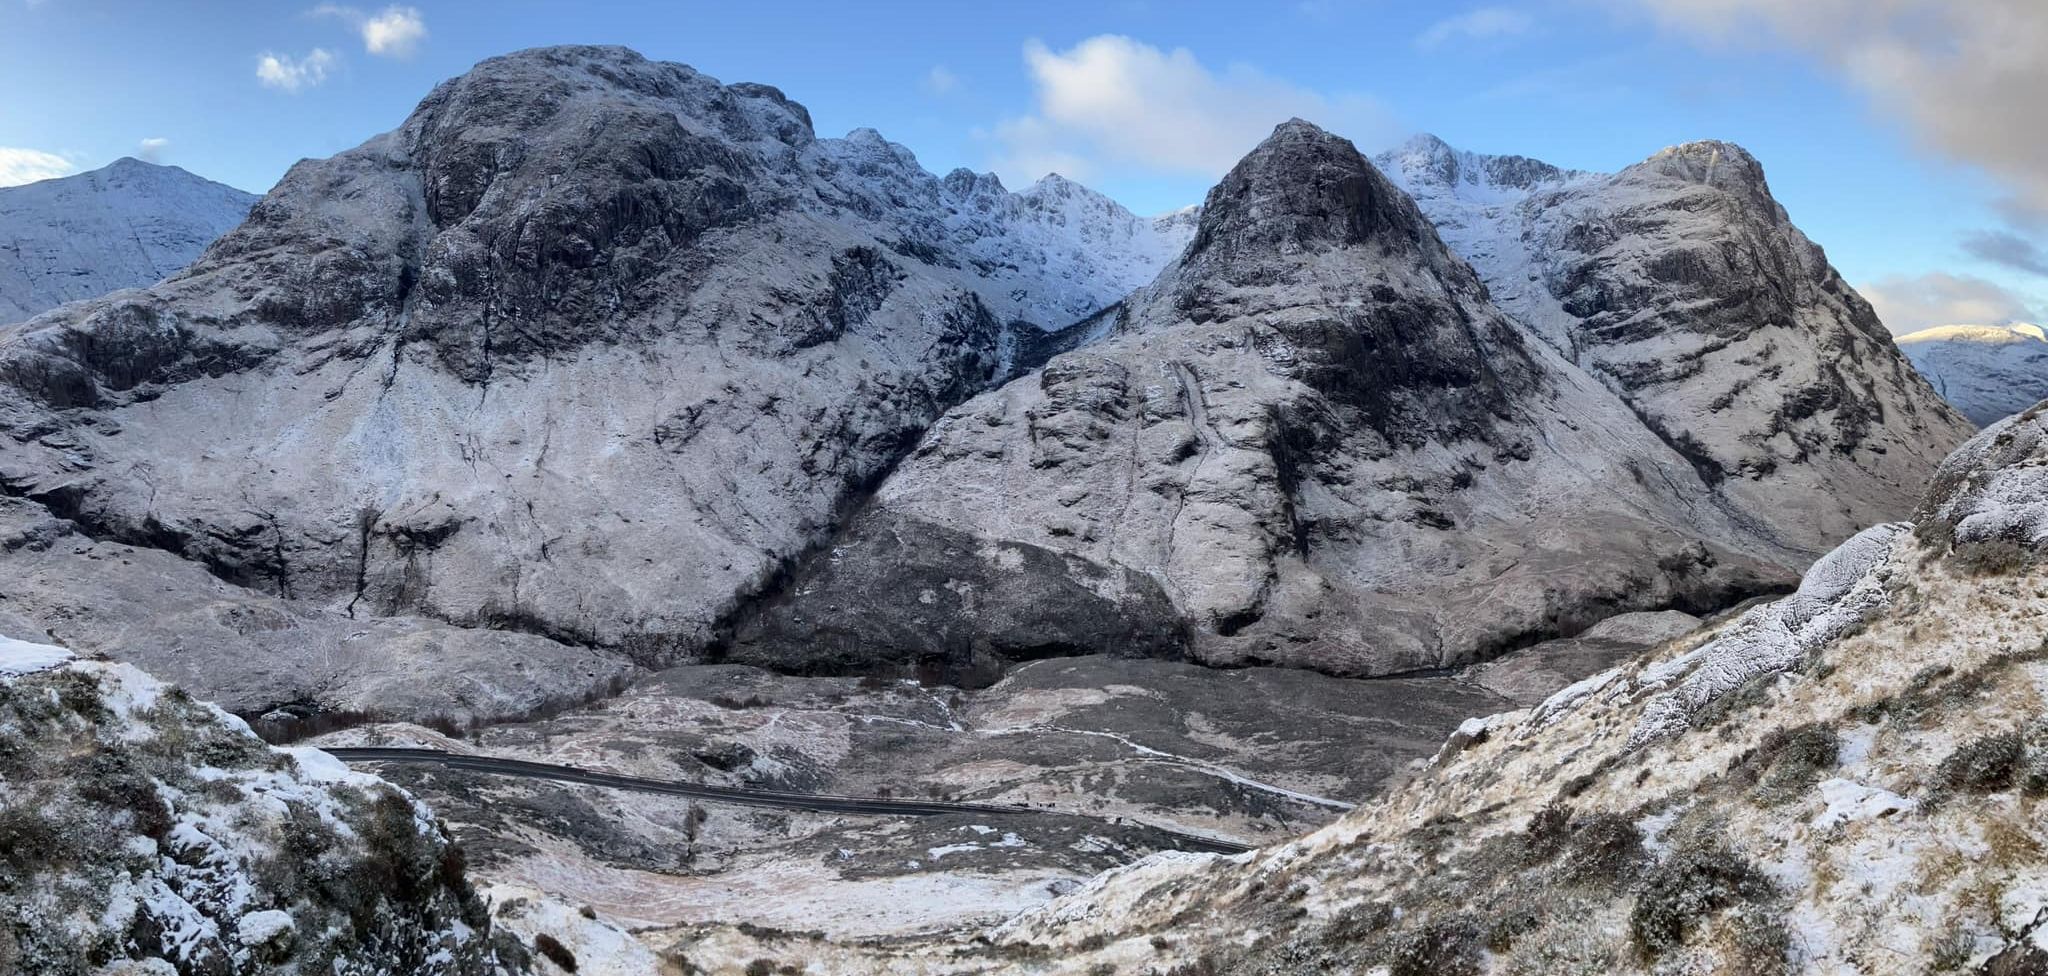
[{"xmin": 1182, "ymin": 117, "xmax": 1418, "ymax": 263}]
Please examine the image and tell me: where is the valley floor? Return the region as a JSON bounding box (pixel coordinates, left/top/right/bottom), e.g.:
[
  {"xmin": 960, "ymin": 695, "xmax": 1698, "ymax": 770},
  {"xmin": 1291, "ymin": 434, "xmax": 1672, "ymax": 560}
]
[{"xmin": 308, "ymin": 613, "xmax": 1695, "ymax": 944}]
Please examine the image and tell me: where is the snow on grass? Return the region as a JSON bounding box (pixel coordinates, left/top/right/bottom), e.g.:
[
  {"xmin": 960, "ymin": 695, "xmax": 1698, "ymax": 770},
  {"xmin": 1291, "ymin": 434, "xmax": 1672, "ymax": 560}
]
[
  {"xmin": 1810, "ymin": 778, "xmax": 1916, "ymax": 831},
  {"xmin": 485, "ymin": 884, "xmax": 662, "ymax": 976}
]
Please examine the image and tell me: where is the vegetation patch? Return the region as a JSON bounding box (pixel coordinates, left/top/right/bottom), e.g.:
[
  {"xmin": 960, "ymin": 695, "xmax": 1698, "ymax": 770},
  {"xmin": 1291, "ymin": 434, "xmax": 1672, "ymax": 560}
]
[
  {"xmin": 1629, "ymin": 841, "xmax": 1777, "ymax": 958},
  {"xmin": 1934, "ymin": 731, "xmax": 2028, "ymax": 795}
]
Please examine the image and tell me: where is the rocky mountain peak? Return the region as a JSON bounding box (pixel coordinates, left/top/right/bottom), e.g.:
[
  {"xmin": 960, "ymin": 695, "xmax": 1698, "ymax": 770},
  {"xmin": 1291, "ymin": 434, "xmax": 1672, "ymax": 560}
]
[
  {"xmin": 1181, "ymin": 118, "xmax": 1443, "ymax": 276},
  {"xmin": 1627, "ymin": 139, "xmax": 1778, "ymax": 213},
  {"xmin": 0, "ymin": 45, "xmax": 1203, "ymax": 716},
  {"xmin": 941, "ymin": 166, "xmax": 1006, "ymax": 201},
  {"xmin": 0, "ymin": 156, "xmax": 257, "ymax": 325}
]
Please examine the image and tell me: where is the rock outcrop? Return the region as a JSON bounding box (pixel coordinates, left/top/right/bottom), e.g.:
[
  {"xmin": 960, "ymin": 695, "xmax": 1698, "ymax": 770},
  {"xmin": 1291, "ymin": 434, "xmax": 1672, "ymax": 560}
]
[
  {"xmin": 0, "ymin": 641, "xmax": 528, "ymax": 975},
  {"xmin": 0, "ymin": 158, "xmax": 257, "ymax": 325},
  {"xmin": 0, "ymin": 46, "xmax": 1190, "ymax": 714},
  {"xmin": 737, "ymin": 121, "xmax": 1806, "ymax": 680}
]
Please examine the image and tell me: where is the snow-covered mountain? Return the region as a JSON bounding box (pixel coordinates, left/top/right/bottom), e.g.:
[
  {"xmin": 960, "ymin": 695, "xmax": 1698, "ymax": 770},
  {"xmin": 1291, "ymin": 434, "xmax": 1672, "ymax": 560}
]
[
  {"xmin": 737, "ymin": 121, "xmax": 1837, "ymax": 680},
  {"xmin": 0, "ymin": 46, "xmax": 1190, "ymax": 719},
  {"xmin": 939, "ymin": 167, "xmax": 1196, "ymax": 330},
  {"xmin": 1377, "ymin": 133, "xmax": 1972, "ymax": 556},
  {"xmin": 1896, "ymin": 323, "xmax": 2048, "ymax": 426},
  {"xmin": 738, "ymin": 124, "xmax": 1973, "ymax": 681},
  {"xmin": 0, "ymin": 157, "xmax": 256, "ymax": 325}
]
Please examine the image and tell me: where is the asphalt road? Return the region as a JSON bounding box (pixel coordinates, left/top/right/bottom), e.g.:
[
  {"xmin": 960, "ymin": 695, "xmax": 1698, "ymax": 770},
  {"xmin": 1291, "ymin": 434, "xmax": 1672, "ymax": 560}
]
[{"xmin": 329, "ymin": 746, "xmax": 1254, "ymax": 855}]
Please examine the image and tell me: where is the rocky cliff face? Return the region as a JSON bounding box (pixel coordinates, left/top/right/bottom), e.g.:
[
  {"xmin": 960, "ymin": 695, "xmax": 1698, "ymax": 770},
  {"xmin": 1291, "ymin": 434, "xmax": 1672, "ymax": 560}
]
[
  {"xmin": 0, "ymin": 46, "xmax": 1189, "ymax": 716},
  {"xmin": 1897, "ymin": 323, "xmax": 2048, "ymax": 426},
  {"xmin": 1379, "ymin": 134, "xmax": 1974, "ymax": 557},
  {"xmin": 0, "ymin": 158, "xmax": 257, "ymax": 325},
  {"xmin": 736, "ymin": 121, "xmax": 1804, "ymax": 681}
]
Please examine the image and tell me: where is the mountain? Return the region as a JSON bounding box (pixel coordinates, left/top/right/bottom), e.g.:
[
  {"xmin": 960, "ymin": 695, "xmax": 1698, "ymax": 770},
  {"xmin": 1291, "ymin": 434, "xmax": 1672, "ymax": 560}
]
[
  {"xmin": 1896, "ymin": 323, "xmax": 2048, "ymax": 426},
  {"xmin": 0, "ymin": 157, "xmax": 257, "ymax": 324},
  {"xmin": 733, "ymin": 121, "xmax": 1962, "ymax": 682},
  {"xmin": 700, "ymin": 402, "xmax": 2048, "ymax": 975},
  {"xmin": 1378, "ymin": 133, "xmax": 1972, "ymax": 556},
  {"xmin": 0, "ymin": 47, "xmax": 1190, "ymax": 721}
]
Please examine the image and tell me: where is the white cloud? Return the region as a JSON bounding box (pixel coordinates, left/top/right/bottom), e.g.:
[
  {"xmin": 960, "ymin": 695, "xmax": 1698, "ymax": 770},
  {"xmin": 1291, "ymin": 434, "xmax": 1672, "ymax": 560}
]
[
  {"xmin": 313, "ymin": 4, "xmax": 426, "ymax": 59},
  {"xmin": 0, "ymin": 147, "xmax": 75, "ymax": 186},
  {"xmin": 1415, "ymin": 7, "xmax": 1536, "ymax": 51},
  {"xmin": 1622, "ymin": 0, "xmax": 2048, "ymax": 220},
  {"xmin": 1861, "ymin": 271, "xmax": 2042, "ymax": 335},
  {"xmin": 924, "ymin": 65, "xmax": 960, "ymax": 95},
  {"xmin": 986, "ymin": 35, "xmax": 1395, "ymax": 187},
  {"xmin": 137, "ymin": 137, "xmax": 170, "ymax": 163},
  {"xmin": 257, "ymin": 48, "xmax": 336, "ymax": 93},
  {"xmin": 361, "ymin": 6, "xmax": 425, "ymax": 57}
]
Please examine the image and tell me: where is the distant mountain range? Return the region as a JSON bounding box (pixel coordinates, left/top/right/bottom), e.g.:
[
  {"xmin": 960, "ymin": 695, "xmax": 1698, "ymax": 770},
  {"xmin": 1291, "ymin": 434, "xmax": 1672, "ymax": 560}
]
[{"xmin": 0, "ymin": 157, "xmax": 256, "ymax": 324}]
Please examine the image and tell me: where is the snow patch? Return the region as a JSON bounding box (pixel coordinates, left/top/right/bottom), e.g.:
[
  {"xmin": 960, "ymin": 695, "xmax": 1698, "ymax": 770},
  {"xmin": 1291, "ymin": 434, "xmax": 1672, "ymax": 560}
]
[
  {"xmin": 1810, "ymin": 778, "xmax": 1916, "ymax": 831},
  {"xmin": 234, "ymin": 909, "xmax": 294, "ymax": 946},
  {"xmin": 0, "ymin": 634, "xmax": 73, "ymax": 676}
]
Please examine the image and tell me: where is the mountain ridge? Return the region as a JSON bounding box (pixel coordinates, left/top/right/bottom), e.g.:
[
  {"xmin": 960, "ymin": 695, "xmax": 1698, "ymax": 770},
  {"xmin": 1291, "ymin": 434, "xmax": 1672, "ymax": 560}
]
[{"xmin": 735, "ymin": 119, "xmax": 1841, "ymax": 681}]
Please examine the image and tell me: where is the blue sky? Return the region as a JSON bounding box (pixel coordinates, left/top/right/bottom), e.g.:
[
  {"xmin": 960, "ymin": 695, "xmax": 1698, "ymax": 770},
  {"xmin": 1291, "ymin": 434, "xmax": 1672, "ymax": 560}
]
[{"xmin": 3, "ymin": 0, "xmax": 2044, "ymax": 334}]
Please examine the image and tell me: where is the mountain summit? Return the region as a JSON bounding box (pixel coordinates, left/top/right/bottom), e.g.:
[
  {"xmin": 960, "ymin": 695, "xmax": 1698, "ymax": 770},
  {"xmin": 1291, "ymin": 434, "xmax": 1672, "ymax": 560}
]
[
  {"xmin": 1896, "ymin": 323, "xmax": 2048, "ymax": 426},
  {"xmin": 0, "ymin": 157, "xmax": 256, "ymax": 324},
  {"xmin": 1378, "ymin": 133, "xmax": 1973, "ymax": 555}
]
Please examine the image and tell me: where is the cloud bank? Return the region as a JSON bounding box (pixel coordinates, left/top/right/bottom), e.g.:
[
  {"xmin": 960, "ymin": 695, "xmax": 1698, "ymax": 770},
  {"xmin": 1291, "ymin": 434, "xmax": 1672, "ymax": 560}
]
[
  {"xmin": 314, "ymin": 4, "xmax": 427, "ymax": 59},
  {"xmin": 1625, "ymin": 0, "xmax": 2048, "ymax": 221},
  {"xmin": 1961, "ymin": 230, "xmax": 2048, "ymax": 279},
  {"xmin": 986, "ymin": 35, "xmax": 1394, "ymax": 187},
  {"xmin": 1415, "ymin": 7, "xmax": 1535, "ymax": 51}
]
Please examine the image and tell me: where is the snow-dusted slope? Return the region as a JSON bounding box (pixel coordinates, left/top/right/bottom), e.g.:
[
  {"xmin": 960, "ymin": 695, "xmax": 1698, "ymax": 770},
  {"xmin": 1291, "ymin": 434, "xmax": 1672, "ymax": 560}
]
[
  {"xmin": 0, "ymin": 641, "xmax": 522, "ymax": 974},
  {"xmin": 1896, "ymin": 323, "xmax": 2048, "ymax": 426},
  {"xmin": 0, "ymin": 46, "xmax": 1189, "ymax": 719},
  {"xmin": 1378, "ymin": 134, "xmax": 1972, "ymax": 558},
  {"xmin": 0, "ymin": 158, "xmax": 256, "ymax": 324},
  {"xmin": 711, "ymin": 403, "xmax": 2048, "ymax": 976}
]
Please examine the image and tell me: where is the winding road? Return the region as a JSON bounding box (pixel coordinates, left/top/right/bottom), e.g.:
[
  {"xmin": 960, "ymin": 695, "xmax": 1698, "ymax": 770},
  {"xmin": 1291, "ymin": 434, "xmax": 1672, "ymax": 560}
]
[{"xmin": 329, "ymin": 746, "xmax": 1254, "ymax": 855}]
